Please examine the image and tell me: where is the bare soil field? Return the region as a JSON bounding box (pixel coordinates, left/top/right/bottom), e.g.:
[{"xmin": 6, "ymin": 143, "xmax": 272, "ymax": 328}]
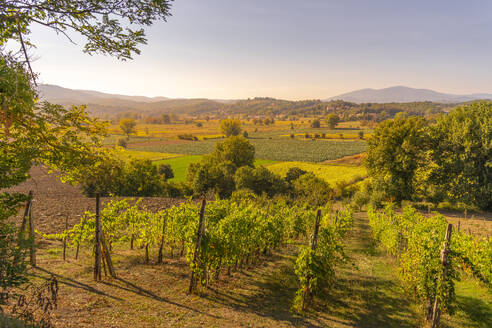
[{"xmin": 6, "ymin": 167, "xmax": 183, "ymax": 234}]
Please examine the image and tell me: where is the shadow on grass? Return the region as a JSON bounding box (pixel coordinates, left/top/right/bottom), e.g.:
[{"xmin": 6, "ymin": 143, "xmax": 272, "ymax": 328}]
[
  {"xmin": 31, "ymin": 267, "xmax": 123, "ymax": 301},
  {"xmin": 100, "ymin": 277, "xmax": 221, "ymax": 319},
  {"xmin": 202, "ymin": 214, "xmax": 418, "ymax": 327},
  {"xmin": 455, "ymin": 295, "xmax": 492, "ymax": 328}
]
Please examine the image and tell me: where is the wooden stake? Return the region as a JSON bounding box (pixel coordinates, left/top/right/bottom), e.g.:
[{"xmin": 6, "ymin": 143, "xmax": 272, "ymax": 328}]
[
  {"xmin": 302, "ymin": 209, "xmax": 321, "ymax": 311},
  {"xmin": 28, "ymin": 202, "xmax": 36, "ymax": 267},
  {"xmin": 158, "ymin": 215, "xmax": 167, "ymax": 264},
  {"xmin": 20, "ymin": 191, "xmax": 33, "ymax": 240},
  {"xmin": 431, "ymin": 223, "xmax": 452, "ymax": 328},
  {"xmin": 100, "ymin": 231, "xmax": 117, "ymax": 278},
  {"xmin": 188, "ymin": 199, "xmax": 206, "ymax": 294},
  {"xmin": 94, "ymin": 193, "xmax": 102, "ymax": 281},
  {"xmin": 63, "ymin": 216, "xmax": 68, "ymax": 261}
]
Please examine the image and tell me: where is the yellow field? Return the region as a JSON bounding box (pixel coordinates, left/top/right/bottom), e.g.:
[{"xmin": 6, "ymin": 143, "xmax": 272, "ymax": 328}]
[
  {"xmin": 280, "ymin": 133, "xmax": 372, "ymax": 140},
  {"xmin": 266, "ymin": 161, "xmax": 367, "ymax": 185},
  {"xmin": 117, "ymin": 149, "xmax": 182, "ymax": 161}
]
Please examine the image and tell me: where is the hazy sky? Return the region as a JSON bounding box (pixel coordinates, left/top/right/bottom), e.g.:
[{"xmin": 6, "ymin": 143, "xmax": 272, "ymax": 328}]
[{"xmin": 24, "ymin": 0, "xmax": 492, "ymax": 100}]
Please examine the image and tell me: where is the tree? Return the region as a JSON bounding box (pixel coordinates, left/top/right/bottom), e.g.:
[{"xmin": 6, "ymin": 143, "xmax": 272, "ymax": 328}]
[
  {"xmin": 0, "ymin": 55, "xmax": 107, "ymax": 289},
  {"xmin": 234, "ymin": 166, "xmax": 287, "ymax": 197},
  {"xmin": 158, "ymin": 164, "xmax": 174, "ymax": 181},
  {"xmin": 0, "ymin": 0, "xmax": 172, "ymax": 291},
  {"xmin": 293, "ymin": 173, "xmax": 333, "ymax": 207},
  {"xmin": 326, "ymin": 114, "xmax": 340, "ymax": 129},
  {"xmin": 425, "ymin": 102, "xmax": 492, "ymax": 210},
  {"xmin": 365, "ymin": 114, "xmax": 427, "ymax": 203},
  {"xmin": 1, "ymin": 1, "xmax": 172, "ymax": 62},
  {"xmin": 220, "ymin": 119, "xmax": 242, "ymax": 137},
  {"xmin": 310, "ymin": 119, "xmax": 321, "ymax": 128},
  {"xmin": 285, "ymin": 167, "xmax": 307, "ymax": 183},
  {"xmin": 162, "ymin": 114, "xmax": 171, "ymax": 124},
  {"xmin": 186, "ymin": 136, "xmax": 255, "ymax": 197},
  {"xmin": 211, "ymin": 136, "xmax": 255, "ymax": 168},
  {"xmin": 120, "ymin": 118, "xmax": 137, "ymax": 139}
]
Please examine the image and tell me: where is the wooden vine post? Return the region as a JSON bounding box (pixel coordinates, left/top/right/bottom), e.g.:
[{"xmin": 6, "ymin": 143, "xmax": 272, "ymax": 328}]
[
  {"xmin": 430, "ymin": 223, "xmax": 453, "ymax": 328},
  {"xmin": 63, "ymin": 216, "xmax": 68, "ymax": 261},
  {"xmin": 158, "ymin": 213, "xmax": 167, "ymax": 264},
  {"xmin": 302, "ymin": 209, "xmax": 321, "ymax": 311},
  {"xmin": 28, "ymin": 194, "xmax": 36, "ymax": 267},
  {"xmin": 19, "ymin": 190, "xmax": 33, "ymax": 239},
  {"xmin": 93, "ymin": 193, "xmax": 116, "ymax": 281},
  {"xmin": 94, "ymin": 193, "xmax": 102, "ymax": 281},
  {"xmin": 188, "ymin": 199, "xmax": 206, "ymax": 294}
]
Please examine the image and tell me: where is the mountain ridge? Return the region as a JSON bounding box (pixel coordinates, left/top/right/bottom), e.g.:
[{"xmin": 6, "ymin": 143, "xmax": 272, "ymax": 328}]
[{"xmin": 326, "ymin": 86, "xmax": 492, "ymax": 103}]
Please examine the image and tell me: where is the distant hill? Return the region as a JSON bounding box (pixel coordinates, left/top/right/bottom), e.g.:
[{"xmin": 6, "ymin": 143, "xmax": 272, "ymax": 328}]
[
  {"xmin": 38, "ymin": 84, "xmax": 169, "ymax": 104},
  {"xmin": 327, "ymin": 86, "xmax": 492, "ymax": 103},
  {"xmin": 37, "ymin": 84, "xmax": 225, "ymax": 116}
]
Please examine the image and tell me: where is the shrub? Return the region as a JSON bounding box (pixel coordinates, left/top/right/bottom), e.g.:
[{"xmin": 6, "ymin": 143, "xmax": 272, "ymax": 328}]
[
  {"xmin": 177, "ymin": 134, "xmax": 195, "ymax": 141},
  {"xmin": 290, "ymin": 133, "xmax": 295, "ymax": 139},
  {"xmin": 120, "ymin": 159, "xmax": 164, "ymax": 196},
  {"xmin": 234, "ymin": 166, "xmax": 287, "ymax": 197},
  {"xmin": 293, "ymin": 173, "xmax": 333, "ymax": 207},
  {"xmin": 358, "ymin": 131, "xmax": 364, "ymax": 139},
  {"xmin": 243, "ymin": 130, "xmax": 249, "ymax": 138},
  {"xmin": 310, "ymin": 119, "xmax": 321, "ymax": 128},
  {"xmin": 158, "ymin": 164, "xmax": 174, "ymax": 180},
  {"xmin": 117, "ymin": 138, "xmax": 127, "ymax": 148},
  {"xmin": 196, "ymin": 122, "xmax": 203, "ymax": 127},
  {"xmin": 285, "ymin": 167, "xmax": 307, "ymax": 183},
  {"xmin": 220, "ymin": 119, "xmax": 242, "ymax": 137}
]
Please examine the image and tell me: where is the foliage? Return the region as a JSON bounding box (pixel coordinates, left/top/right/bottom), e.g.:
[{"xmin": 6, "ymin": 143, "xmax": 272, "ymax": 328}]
[
  {"xmin": 325, "ymin": 114, "xmax": 340, "ymax": 129},
  {"xmin": 365, "ymin": 114, "xmax": 427, "ymax": 203},
  {"xmin": 80, "ymin": 156, "xmax": 164, "ymax": 197},
  {"xmin": 0, "ymin": 55, "xmax": 107, "ymax": 289},
  {"xmin": 186, "ymin": 137, "xmax": 255, "ymax": 197},
  {"xmin": 234, "ymin": 166, "xmax": 287, "ymax": 197},
  {"xmin": 293, "ymin": 173, "xmax": 333, "ymax": 207},
  {"xmin": 285, "ymin": 167, "xmax": 307, "ymax": 183},
  {"xmin": 293, "ymin": 207, "xmax": 353, "ymax": 310},
  {"xmin": 211, "ymin": 136, "xmax": 255, "ymax": 168},
  {"xmin": 367, "ymin": 205, "xmax": 461, "ymax": 319},
  {"xmin": 117, "ymin": 138, "xmax": 128, "ymax": 148},
  {"xmin": 220, "ymin": 119, "xmax": 242, "ymax": 137},
  {"xmin": 310, "ymin": 119, "xmax": 321, "ymax": 128},
  {"xmin": 424, "ymin": 102, "xmax": 492, "ymax": 210},
  {"xmin": 119, "ymin": 118, "xmax": 137, "ymax": 139},
  {"xmin": 1, "ymin": 0, "xmax": 172, "ymax": 60},
  {"xmin": 158, "ymin": 164, "xmax": 174, "ymax": 180}
]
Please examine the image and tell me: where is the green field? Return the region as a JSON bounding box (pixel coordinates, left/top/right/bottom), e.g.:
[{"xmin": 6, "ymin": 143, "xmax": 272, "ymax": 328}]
[
  {"xmin": 266, "ymin": 161, "xmax": 367, "ymax": 185},
  {"xmin": 118, "ymin": 149, "xmax": 181, "ymax": 161},
  {"xmin": 154, "ymin": 155, "xmax": 278, "ymax": 182},
  {"xmin": 132, "ymin": 138, "xmax": 367, "ymax": 162}
]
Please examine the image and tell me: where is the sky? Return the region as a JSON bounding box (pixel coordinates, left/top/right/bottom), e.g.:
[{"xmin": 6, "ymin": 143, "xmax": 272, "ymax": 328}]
[{"xmin": 20, "ymin": 0, "xmax": 492, "ymax": 100}]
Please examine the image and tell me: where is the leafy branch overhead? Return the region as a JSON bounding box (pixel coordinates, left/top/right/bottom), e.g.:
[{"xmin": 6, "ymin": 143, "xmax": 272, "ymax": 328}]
[{"xmin": 0, "ymin": 0, "xmax": 173, "ymax": 60}]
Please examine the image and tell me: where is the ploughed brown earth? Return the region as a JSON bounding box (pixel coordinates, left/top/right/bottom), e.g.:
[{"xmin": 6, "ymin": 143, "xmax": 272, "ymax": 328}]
[{"xmin": 6, "ymin": 166, "xmax": 183, "ymax": 234}]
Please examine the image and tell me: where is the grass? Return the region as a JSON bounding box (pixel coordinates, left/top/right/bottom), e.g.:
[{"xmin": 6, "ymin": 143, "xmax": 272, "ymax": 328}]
[
  {"xmin": 132, "ymin": 138, "xmax": 367, "ymax": 162},
  {"xmin": 118, "ymin": 149, "xmax": 182, "ymax": 161},
  {"xmin": 154, "ymin": 155, "xmax": 279, "ymax": 182},
  {"xmin": 13, "ymin": 211, "xmax": 489, "ymax": 327},
  {"xmin": 154, "ymin": 155, "xmax": 203, "ymax": 182},
  {"xmin": 266, "ymin": 162, "xmax": 367, "ymax": 185}
]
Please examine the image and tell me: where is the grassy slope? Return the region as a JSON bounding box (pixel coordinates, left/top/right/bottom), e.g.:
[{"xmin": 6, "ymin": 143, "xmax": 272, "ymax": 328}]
[
  {"xmin": 267, "ymin": 162, "xmax": 367, "ymax": 186},
  {"xmin": 14, "ymin": 213, "xmax": 489, "ymax": 327}
]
